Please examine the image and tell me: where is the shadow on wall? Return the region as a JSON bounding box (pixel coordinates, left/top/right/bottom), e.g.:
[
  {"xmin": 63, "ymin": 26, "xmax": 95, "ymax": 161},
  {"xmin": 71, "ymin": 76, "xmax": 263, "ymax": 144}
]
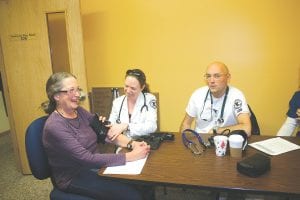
[{"xmin": 0, "ymin": 90, "xmax": 10, "ymax": 133}]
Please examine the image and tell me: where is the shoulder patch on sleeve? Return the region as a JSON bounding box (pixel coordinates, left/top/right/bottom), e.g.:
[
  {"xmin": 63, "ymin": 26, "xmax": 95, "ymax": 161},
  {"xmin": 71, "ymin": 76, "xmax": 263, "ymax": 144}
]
[
  {"xmin": 234, "ymin": 99, "xmax": 242, "ymax": 113},
  {"xmin": 149, "ymin": 99, "xmax": 157, "ymax": 109}
]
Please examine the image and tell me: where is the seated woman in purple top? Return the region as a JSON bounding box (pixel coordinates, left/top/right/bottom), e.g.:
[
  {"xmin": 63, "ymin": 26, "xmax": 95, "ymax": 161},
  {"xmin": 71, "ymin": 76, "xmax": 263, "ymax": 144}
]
[
  {"xmin": 41, "ymin": 72, "xmax": 151, "ymax": 200},
  {"xmin": 277, "ymin": 91, "xmax": 300, "ymax": 136}
]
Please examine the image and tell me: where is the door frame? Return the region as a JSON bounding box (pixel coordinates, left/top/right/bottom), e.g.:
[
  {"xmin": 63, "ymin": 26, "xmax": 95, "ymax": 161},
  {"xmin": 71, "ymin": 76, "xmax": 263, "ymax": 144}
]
[{"xmin": 0, "ymin": 0, "xmax": 88, "ymax": 174}]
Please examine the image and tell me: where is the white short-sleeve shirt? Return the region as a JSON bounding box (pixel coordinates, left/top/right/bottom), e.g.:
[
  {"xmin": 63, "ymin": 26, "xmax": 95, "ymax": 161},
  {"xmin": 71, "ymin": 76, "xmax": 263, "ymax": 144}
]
[{"xmin": 185, "ymin": 86, "xmax": 249, "ymax": 133}]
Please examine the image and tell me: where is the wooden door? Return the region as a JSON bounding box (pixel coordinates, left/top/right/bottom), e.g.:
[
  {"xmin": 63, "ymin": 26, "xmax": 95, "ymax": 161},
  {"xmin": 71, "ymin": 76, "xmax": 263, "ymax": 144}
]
[{"xmin": 0, "ymin": 0, "xmax": 88, "ymax": 174}]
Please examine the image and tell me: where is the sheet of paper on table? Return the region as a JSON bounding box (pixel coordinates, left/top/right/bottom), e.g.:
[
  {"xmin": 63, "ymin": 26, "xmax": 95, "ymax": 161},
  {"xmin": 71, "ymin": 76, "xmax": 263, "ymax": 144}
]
[
  {"xmin": 103, "ymin": 156, "xmax": 148, "ymax": 175},
  {"xmin": 249, "ymin": 137, "xmax": 300, "ymax": 155}
]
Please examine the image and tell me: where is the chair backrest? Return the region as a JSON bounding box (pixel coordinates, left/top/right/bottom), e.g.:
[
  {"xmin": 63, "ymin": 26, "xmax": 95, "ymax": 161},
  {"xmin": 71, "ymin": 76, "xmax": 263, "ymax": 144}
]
[
  {"xmin": 25, "ymin": 116, "xmax": 50, "ymax": 180},
  {"xmin": 152, "ymin": 92, "xmax": 160, "ymax": 131},
  {"xmin": 248, "ymin": 105, "xmax": 260, "ymax": 135},
  {"xmin": 89, "ymin": 87, "xmax": 124, "ymax": 118}
]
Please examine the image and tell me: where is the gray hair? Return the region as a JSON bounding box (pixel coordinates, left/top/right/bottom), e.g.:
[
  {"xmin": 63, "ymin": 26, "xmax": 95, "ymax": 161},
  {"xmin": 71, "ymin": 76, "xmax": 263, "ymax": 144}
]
[{"xmin": 41, "ymin": 72, "xmax": 76, "ymax": 114}]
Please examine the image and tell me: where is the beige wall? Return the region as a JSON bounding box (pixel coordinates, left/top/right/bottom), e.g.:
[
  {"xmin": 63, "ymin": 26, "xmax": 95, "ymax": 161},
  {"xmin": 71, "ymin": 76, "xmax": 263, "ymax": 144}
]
[
  {"xmin": 81, "ymin": 0, "xmax": 300, "ymax": 135},
  {"xmin": 0, "ymin": 0, "xmax": 88, "ymax": 174}
]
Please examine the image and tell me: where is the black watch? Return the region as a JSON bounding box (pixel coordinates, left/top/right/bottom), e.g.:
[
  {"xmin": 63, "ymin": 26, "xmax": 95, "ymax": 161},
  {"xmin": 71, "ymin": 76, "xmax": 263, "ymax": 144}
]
[{"xmin": 127, "ymin": 139, "xmax": 133, "ymax": 150}]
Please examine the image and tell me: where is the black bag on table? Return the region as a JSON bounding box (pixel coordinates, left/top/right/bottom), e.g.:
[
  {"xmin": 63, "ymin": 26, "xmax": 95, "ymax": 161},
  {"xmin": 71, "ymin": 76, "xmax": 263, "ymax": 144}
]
[{"xmin": 237, "ymin": 153, "xmax": 271, "ymax": 177}]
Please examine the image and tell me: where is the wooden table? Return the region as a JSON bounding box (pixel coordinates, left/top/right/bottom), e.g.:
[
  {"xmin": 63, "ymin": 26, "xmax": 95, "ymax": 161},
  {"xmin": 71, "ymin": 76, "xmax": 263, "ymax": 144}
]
[{"xmin": 99, "ymin": 134, "xmax": 300, "ymax": 198}]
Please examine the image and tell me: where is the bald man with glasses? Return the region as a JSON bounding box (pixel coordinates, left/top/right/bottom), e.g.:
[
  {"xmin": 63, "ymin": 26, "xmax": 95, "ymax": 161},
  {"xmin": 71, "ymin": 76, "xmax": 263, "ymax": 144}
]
[{"xmin": 180, "ymin": 61, "xmax": 251, "ymax": 137}]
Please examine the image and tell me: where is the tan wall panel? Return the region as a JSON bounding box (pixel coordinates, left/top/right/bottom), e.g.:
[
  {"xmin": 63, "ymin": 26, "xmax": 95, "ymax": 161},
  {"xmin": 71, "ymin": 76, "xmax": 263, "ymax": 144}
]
[
  {"xmin": 0, "ymin": 0, "xmax": 87, "ymax": 174},
  {"xmin": 0, "ymin": 0, "xmax": 53, "ymax": 174}
]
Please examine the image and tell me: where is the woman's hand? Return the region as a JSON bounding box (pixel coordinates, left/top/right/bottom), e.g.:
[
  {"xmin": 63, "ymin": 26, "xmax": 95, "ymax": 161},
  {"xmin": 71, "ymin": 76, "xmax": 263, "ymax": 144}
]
[
  {"xmin": 97, "ymin": 116, "xmax": 124, "ymax": 141},
  {"xmin": 296, "ymin": 108, "xmax": 300, "ymax": 120},
  {"xmin": 106, "ymin": 123, "xmax": 128, "ymax": 141},
  {"xmin": 125, "ymin": 141, "xmax": 150, "ymax": 162}
]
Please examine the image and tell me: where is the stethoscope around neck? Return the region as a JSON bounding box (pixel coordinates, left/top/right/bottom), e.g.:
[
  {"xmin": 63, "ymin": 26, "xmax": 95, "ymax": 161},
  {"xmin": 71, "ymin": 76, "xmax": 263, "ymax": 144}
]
[
  {"xmin": 199, "ymin": 87, "xmax": 229, "ymax": 124},
  {"xmin": 116, "ymin": 92, "xmax": 148, "ymax": 124}
]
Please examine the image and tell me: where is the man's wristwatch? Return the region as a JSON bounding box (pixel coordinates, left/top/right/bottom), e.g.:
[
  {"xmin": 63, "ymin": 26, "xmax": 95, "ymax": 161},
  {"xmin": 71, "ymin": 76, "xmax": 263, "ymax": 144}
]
[{"xmin": 126, "ymin": 139, "xmax": 133, "ymax": 150}]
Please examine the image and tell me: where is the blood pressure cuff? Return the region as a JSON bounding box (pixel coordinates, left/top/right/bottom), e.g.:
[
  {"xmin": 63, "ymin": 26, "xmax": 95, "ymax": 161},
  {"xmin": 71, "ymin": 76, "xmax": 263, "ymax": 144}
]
[
  {"xmin": 89, "ymin": 114, "xmax": 110, "ymax": 144},
  {"xmin": 134, "ymin": 135, "xmax": 162, "ymax": 150},
  {"xmin": 133, "ymin": 132, "xmax": 175, "ymax": 150},
  {"xmin": 237, "ymin": 153, "xmax": 271, "ymax": 177}
]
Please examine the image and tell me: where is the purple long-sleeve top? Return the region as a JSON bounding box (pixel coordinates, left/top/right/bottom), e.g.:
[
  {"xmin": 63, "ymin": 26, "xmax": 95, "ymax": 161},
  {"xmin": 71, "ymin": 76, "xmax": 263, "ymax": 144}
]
[{"xmin": 42, "ymin": 106, "xmax": 125, "ymax": 190}]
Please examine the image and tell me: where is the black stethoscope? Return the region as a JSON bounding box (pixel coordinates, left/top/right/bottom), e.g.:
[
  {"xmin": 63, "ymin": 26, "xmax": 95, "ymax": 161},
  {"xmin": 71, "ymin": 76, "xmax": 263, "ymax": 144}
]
[
  {"xmin": 116, "ymin": 92, "xmax": 148, "ymax": 124},
  {"xmin": 199, "ymin": 87, "xmax": 229, "ymax": 124}
]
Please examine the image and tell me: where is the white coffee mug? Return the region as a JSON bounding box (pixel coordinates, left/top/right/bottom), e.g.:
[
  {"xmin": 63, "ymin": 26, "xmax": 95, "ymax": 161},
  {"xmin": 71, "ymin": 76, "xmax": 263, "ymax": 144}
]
[{"xmin": 213, "ymin": 135, "xmax": 228, "ymax": 156}]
